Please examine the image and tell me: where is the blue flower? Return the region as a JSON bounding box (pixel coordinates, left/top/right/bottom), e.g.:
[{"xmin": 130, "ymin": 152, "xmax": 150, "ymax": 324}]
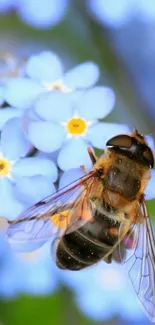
[
  {"xmin": 4, "ymin": 51, "xmax": 100, "ymax": 109},
  {"xmin": 25, "ymin": 87, "xmax": 129, "ymax": 170},
  {"xmin": 0, "ymin": 86, "xmax": 5, "ymax": 106},
  {"xmin": 0, "ymin": 53, "xmax": 27, "ymax": 130},
  {"xmin": 15, "ymin": 243, "xmax": 58, "ymax": 295},
  {"xmin": 15, "ymin": 0, "xmax": 69, "ymax": 29},
  {"xmin": 0, "ymin": 233, "xmax": 58, "ymax": 297},
  {"xmin": 0, "ymin": 118, "xmax": 57, "ymax": 220},
  {"xmin": 87, "ymin": 0, "xmax": 155, "ymax": 28},
  {"xmin": 59, "ymin": 262, "xmax": 146, "ymax": 322},
  {"xmin": 0, "ymin": 0, "xmax": 13, "ymax": 12},
  {"xmin": 0, "ymin": 106, "xmax": 23, "ymax": 131}
]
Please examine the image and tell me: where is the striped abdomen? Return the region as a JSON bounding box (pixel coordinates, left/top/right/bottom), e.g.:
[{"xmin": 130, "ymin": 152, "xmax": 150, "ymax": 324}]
[{"xmin": 56, "ymin": 211, "xmax": 120, "ymax": 270}]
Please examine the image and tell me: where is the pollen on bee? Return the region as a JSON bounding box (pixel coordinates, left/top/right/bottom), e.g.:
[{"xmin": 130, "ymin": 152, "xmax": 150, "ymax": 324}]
[
  {"xmin": 108, "ymin": 227, "xmax": 119, "ymax": 236},
  {"xmin": 52, "ymin": 210, "xmax": 71, "ymax": 228}
]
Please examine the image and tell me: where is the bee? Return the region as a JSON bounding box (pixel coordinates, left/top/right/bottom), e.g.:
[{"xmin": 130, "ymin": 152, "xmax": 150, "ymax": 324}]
[{"xmin": 7, "ymin": 128, "xmax": 155, "ymax": 322}]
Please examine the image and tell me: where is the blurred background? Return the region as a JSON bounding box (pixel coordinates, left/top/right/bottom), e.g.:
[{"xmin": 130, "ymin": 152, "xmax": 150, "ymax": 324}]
[{"xmin": 0, "ymin": 0, "xmax": 155, "ymax": 324}]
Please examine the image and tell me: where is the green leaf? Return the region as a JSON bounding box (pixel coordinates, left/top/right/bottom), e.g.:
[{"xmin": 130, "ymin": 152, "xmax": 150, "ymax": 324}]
[{"xmin": 0, "ymin": 288, "xmax": 119, "ymax": 325}]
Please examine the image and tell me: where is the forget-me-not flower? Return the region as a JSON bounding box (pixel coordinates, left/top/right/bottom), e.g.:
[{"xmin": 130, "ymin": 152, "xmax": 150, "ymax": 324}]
[
  {"xmin": 4, "ymin": 51, "xmax": 100, "ymax": 109},
  {"xmin": 0, "ymin": 86, "xmax": 5, "ymax": 106},
  {"xmin": 0, "ymin": 0, "xmax": 69, "ymax": 29},
  {"xmin": 0, "ymin": 106, "xmax": 23, "ymax": 131},
  {"xmin": 59, "ymin": 262, "xmax": 147, "ymax": 322},
  {"xmin": 15, "ymin": 0, "xmax": 69, "ymax": 29},
  {"xmin": 0, "ymin": 0, "xmax": 13, "ymax": 12},
  {"xmin": 0, "ymin": 117, "xmax": 57, "ymax": 220},
  {"xmin": 0, "ymin": 216, "xmax": 57, "ymax": 297},
  {"xmin": 87, "ymin": 0, "xmax": 155, "ymax": 28},
  {"xmin": 25, "ymin": 87, "xmax": 129, "ymax": 170},
  {"xmin": 0, "ymin": 53, "xmax": 26, "ymax": 130},
  {"xmin": 0, "ymin": 233, "xmax": 58, "ymax": 297},
  {"xmin": 0, "ymin": 52, "xmax": 23, "ymax": 107}
]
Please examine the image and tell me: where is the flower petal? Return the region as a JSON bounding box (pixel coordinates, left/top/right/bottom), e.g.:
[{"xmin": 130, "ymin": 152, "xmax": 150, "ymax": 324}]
[
  {"xmin": 138, "ymin": 0, "xmax": 155, "ymax": 21},
  {"xmin": 28, "ymin": 121, "xmax": 66, "ymax": 152},
  {"xmin": 35, "ymin": 149, "xmax": 60, "ymax": 164},
  {"xmin": 1, "ymin": 118, "xmax": 32, "ymax": 160},
  {"xmin": 63, "ymin": 62, "xmax": 100, "ymax": 89},
  {"xmin": 59, "ymin": 168, "xmax": 85, "ymax": 189},
  {"xmin": 0, "ymin": 178, "xmax": 25, "ymax": 220},
  {"xmin": 17, "ymin": 0, "xmax": 68, "ymax": 29},
  {"xmin": 0, "ymin": 0, "xmax": 13, "ymax": 12},
  {"xmin": 145, "ymin": 169, "xmax": 155, "ymax": 200},
  {"xmin": 14, "ymin": 175, "xmax": 55, "ymax": 206},
  {"xmin": 0, "ymin": 86, "xmax": 4, "ymax": 106},
  {"xmin": 4, "ymin": 78, "xmax": 43, "ymax": 109},
  {"xmin": 34, "ymin": 92, "xmax": 73, "ymax": 121},
  {"xmin": 87, "ymin": 0, "xmax": 131, "ymax": 28},
  {"xmin": 18, "ymin": 244, "xmax": 57, "ymax": 294},
  {"xmin": 26, "ymin": 51, "xmax": 63, "ymax": 82},
  {"xmin": 86, "ymin": 122, "xmax": 130, "ymax": 149},
  {"xmin": 58, "ymin": 138, "xmax": 93, "ymax": 171},
  {"xmin": 77, "ymin": 86, "xmax": 115, "ymax": 120},
  {"xmin": 12, "ymin": 157, "xmax": 58, "ymax": 182},
  {"xmin": 0, "ymin": 107, "xmax": 23, "ymax": 131},
  {"xmin": 145, "ymin": 135, "xmax": 154, "ymax": 152},
  {"xmin": 75, "ymin": 289, "xmax": 111, "ymax": 321}
]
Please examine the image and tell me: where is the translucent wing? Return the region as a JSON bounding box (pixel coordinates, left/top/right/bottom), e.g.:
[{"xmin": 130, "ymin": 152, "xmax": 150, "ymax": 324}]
[
  {"xmin": 7, "ymin": 171, "xmax": 96, "ymax": 251},
  {"xmin": 121, "ymin": 199, "xmax": 155, "ymax": 322}
]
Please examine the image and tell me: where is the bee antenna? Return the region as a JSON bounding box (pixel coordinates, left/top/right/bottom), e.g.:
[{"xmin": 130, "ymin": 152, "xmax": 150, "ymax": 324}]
[
  {"xmin": 133, "ymin": 127, "xmax": 139, "ymax": 135},
  {"xmin": 87, "ymin": 147, "xmax": 98, "ymax": 165}
]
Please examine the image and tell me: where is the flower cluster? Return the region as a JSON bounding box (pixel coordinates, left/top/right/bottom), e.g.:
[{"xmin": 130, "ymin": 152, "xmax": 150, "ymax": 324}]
[
  {"xmin": 0, "ymin": 49, "xmax": 155, "ymax": 324},
  {"xmin": 4, "ymin": 50, "xmax": 130, "ymax": 172},
  {"xmin": 58, "ymin": 262, "xmax": 146, "ymax": 322},
  {"xmin": 1, "ymin": 0, "xmax": 155, "ymax": 30}
]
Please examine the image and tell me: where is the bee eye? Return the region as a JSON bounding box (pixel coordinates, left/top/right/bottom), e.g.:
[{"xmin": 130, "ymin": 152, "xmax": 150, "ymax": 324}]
[
  {"xmin": 106, "ymin": 135, "xmax": 132, "ymax": 149},
  {"xmin": 143, "ymin": 148, "xmax": 154, "ymax": 168}
]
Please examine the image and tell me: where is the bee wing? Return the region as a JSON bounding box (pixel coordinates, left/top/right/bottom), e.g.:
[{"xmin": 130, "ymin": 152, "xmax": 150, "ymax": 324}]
[
  {"xmin": 7, "ymin": 171, "xmax": 96, "ymax": 251},
  {"xmin": 119, "ymin": 199, "xmax": 155, "ymax": 322}
]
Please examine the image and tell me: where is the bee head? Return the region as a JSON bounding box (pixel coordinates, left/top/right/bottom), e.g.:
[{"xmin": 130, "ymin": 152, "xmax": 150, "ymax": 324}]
[{"xmin": 106, "ymin": 130, "xmax": 154, "ymax": 169}]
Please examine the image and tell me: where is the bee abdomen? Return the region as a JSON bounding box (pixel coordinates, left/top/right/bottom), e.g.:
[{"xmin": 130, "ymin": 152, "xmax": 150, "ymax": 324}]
[
  {"xmin": 56, "ymin": 231, "xmax": 107, "ymax": 270},
  {"xmin": 56, "ymin": 216, "xmax": 118, "ymax": 270}
]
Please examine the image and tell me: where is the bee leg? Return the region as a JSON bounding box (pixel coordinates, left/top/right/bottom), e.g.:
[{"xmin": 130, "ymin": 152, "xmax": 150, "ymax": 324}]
[
  {"xmin": 103, "ymin": 254, "xmax": 112, "ymax": 264},
  {"xmin": 87, "ymin": 147, "xmax": 98, "ymax": 165}
]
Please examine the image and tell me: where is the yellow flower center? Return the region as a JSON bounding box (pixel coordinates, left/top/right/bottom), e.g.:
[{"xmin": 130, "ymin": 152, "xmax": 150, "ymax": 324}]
[
  {"xmin": 0, "ymin": 158, "xmax": 12, "ymax": 177},
  {"xmin": 44, "ymin": 80, "xmax": 71, "ymax": 93},
  {"xmin": 67, "ymin": 118, "xmax": 87, "ymax": 135},
  {"xmin": 52, "ymin": 210, "xmax": 71, "ymax": 228}
]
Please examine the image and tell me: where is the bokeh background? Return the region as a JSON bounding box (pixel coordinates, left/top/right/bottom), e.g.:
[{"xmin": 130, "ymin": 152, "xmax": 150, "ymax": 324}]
[{"xmin": 1, "ymin": 0, "xmax": 155, "ymax": 324}]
